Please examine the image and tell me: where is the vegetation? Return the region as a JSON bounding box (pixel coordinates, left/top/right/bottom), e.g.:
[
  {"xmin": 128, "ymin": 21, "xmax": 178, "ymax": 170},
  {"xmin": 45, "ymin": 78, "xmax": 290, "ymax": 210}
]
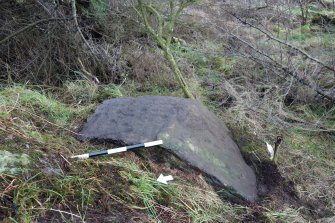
[
  {"xmin": 1, "ymin": 0, "xmax": 334, "ymax": 222},
  {"xmin": 137, "ymin": 0, "xmax": 197, "ymax": 98}
]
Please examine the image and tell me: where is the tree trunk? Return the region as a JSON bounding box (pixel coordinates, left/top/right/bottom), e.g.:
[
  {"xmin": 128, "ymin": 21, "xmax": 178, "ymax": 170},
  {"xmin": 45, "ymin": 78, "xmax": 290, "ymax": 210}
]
[{"xmin": 163, "ymin": 47, "xmax": 194, "ymax": 99}]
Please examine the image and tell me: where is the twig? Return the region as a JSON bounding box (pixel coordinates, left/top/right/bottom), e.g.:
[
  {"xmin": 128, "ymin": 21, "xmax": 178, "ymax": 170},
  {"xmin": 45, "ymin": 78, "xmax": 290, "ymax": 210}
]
[
  {"xmin": 34, "ymin": 0, "xmax": 52, "ymax": 16},
  {"xmin": 252, "ymin": 151, "xmax": 261, "ymax": 163},
  {"xmin": 6, "ymin": 93, "xmax": 20, "ymax": 114},
  {"xmin": 77, "ymin": 58, "xmax": 100, "ymax": 84},
  {"xmin": 227, "ymin": 12, "xmax": 335, "ymax": 73},
  {"xmin": 0, "ymin": 18, "xmax": 69, "ymax": 45},
  {"xmin": 35, "ymin": 208, "xmax": 83, "ymax": 220},
  {"xmin": 59, "ymin": 154, "xmax": 71, "ymax": 166},
  {"xmin": 227, "ymin": 32, "xmax": 335, "ymax": 101},
  {"xmin": 71, "ymin": 0, "xmax": 108, "ymax": 81}
]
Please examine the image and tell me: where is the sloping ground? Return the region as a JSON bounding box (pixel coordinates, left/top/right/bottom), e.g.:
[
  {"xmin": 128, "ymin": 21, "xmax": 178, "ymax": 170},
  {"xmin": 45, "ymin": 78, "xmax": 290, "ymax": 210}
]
[
  {"xmin": 1, "ymin": 0, "xmax": 335, "ymax": 222},
  {"xmin": 181, "ymin": 1, "xmax": 335, "ymax": 219},
  {"xmin": 0, "ymin": 86, "xmax": 243, "ymax": 222},
  {"xmin": 1, "ymin": 86, "xmax": 334, "ymax": 222}
]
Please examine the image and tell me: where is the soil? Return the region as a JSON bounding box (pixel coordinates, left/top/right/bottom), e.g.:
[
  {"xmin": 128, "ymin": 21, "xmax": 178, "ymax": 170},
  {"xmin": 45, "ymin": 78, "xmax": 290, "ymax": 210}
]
[
  {"xmin": 140, "ymin": 147, "xmax": 334, "ymax": 222},
  {"xmin": 241, "ymin": 152, "xmax": 334, "ymax": 222},
  {"xmin": 2, "ymin": 142, "xmax": 332, "ymax": 223}
]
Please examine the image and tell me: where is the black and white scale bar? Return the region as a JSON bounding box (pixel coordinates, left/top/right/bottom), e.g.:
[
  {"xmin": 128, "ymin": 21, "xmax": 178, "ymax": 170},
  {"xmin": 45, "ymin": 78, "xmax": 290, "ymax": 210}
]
[{"xmin": 70, "ymin": 140, "xmax": 163, "ymax": 159}]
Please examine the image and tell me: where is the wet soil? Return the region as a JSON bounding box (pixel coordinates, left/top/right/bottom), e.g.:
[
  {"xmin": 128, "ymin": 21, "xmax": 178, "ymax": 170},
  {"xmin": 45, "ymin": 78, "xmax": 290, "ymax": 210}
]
[
  {"xmin": 241, "ymin": 152, "xmax": 334, "ymax": 222},
  {"xmin": 2, "ymin": 141, "xmax": 332, "ymax": 223},
  {"xmin": 140, "ymin": 147, "xmax": 334, "ymax": 222}
]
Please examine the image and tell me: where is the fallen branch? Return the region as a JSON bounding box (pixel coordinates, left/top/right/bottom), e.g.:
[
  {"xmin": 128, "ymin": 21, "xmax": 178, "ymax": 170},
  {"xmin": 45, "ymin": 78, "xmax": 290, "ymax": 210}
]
[
  {"xmin": 241, "ymin": 36, "xmax": 333, "ymax": 101},
  {"xmin": 226, "ymin": 30, "xmax": 335, "ymax": 101},
  {"xmin": 226, "ymin": 11, "xmax": 335, "ymax": 73}
]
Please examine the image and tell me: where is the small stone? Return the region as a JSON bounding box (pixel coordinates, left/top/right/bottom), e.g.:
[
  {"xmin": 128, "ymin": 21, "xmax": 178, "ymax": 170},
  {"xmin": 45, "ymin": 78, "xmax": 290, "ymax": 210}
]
[
  {"xmin": 43, "ymin": 167, "xmax": 62, "ymax": 177},
  {"xmin": 0, "ymin": 150, "xmax": 30, "ymax": 174}
]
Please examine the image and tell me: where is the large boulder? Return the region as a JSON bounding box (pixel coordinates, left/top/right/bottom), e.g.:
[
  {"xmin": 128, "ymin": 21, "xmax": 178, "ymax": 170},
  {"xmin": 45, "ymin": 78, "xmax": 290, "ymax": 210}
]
[{"xmin": 79, "ymin": 96, "xmax": 257, "ymax": 201}]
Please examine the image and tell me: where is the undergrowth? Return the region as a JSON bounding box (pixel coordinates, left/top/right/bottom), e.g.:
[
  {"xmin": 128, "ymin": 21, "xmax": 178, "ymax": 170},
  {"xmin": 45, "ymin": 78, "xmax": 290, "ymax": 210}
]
[
  {"xmin": 1, "ymin": 0, "xmax": 335, "ymax": 222},
  {"xmin": 0, "ymin": 85, "xmax": 242, "ymax": 222}
]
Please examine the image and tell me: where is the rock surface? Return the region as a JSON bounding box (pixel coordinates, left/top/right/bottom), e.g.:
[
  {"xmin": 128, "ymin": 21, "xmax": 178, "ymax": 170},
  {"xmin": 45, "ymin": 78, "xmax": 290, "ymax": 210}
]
[
  {"xmin": 0, "ymin": 150, "xmax": 30, "ymax": 174},
  {"xmin": 79, "ymin": 96, "xmax": 257, "ymax": 201}
]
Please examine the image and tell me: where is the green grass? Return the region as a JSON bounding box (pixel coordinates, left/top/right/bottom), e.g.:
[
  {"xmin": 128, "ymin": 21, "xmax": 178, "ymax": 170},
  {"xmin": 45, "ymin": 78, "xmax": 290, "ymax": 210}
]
[
  {"xmin": 286, "ymin": 129, "xmax": 334, "ymax": 158},
  {"xmin": 123, "ymin": 172, "xmax": 172, "ymax": 219},
  {"xmin": 9, "ymin": 172, "xmax": 93, "ymax": 222},
  {"xmin": 0, "ymin": 82, "xmax": 238, "ymax": 221},
  {"xmin": 64, "ymin": 81, "xmax": 123, "ymax": 103},
  {"xmin": 172, "ymin": 43, "xmax": 235, "ymax": 76},
  {"xmin": 264, "ymin": 208, "xmax": 302, "ymax": 223},
  {"xmin": 0, "ymin": 64, "xmax": 334, "ymax": 222},
  {"xmin": 0, "ymin": 86, "xmax": 80, "ymax": 126},
  {"xmin": 287, "ymin": 25, "xmax": 335, "ymax": 49}
]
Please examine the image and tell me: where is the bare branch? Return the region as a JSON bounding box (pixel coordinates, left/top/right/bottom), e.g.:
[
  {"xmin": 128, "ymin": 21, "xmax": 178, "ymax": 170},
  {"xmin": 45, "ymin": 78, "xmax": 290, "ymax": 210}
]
[
  {"xmin": 228, "ymin": 32, "xmax": 335, "ymax": 101},
  {"xmin": 227, "ymin": 11, "xmax": 335, "ymax": 73},
  {"xmin": 71, "ymin": 0, "xmax": 107, "ymax": 80},
  {"xmin": 146, "ymin": 5, "xmax": 164, "ymax": 37},
  {"xmin": 0, "ymin": 18, "xmax": 68, "ymax": 45}
]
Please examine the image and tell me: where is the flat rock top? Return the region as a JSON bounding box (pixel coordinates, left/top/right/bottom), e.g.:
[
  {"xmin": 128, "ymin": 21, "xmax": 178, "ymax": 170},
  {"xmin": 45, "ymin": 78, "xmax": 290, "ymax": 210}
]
[{"xmin": 79, "ymin": 96, "xmax": 257, "ymax": 201}]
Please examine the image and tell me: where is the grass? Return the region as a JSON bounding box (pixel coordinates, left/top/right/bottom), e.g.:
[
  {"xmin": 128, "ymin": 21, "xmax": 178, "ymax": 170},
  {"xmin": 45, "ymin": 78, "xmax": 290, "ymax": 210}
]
[
  {"xmin": 0, "ymin": 5, "xmax": 334, "ymax": 222},
  {"xmin": 0, "ymin": 86, "xmax": 80, "ymax": 126},
  {"xmin": 279, "ymin": 130, "xmax": 335, "ymax": 211},
  {"xmin": 0, "ymin": 54, "xmax": 334, "ymax": 223},
  {"xmin": 171, "ymin": 42, "xmax": 234, "ymax": 75},
  {"xmin": 170, "ymin": 29, "xmax": 335, "ymax": 220},
  {"xmin": 0, "ymin": 84, "xmax": 243, "ymax": 222},
  {"xmin": 64, "ymin": 81, "xmax": 123, "ymax": 104},
  {"xmin": 264, "ymin": 208, "xmax": 302, "ymax": 223},
  {"xmin": 5, "ymin": 172, "xmax": 94, "ymax": 222}
]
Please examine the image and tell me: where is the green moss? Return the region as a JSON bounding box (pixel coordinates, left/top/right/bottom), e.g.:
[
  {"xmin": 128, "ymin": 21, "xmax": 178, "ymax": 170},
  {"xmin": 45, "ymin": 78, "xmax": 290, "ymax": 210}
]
[
  {"xmin": 81, "ymin": 0, "xmax": 109, "ymax": 21},
  {"xmin": 0, "ymin": 111, "xmax": 10, "ymax": 119}
]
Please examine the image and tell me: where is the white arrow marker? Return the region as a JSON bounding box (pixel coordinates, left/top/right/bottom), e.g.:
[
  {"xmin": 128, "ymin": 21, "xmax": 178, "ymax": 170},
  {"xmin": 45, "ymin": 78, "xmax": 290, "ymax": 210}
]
[
  {"xmin": 157, "ymin": 174, "xmax": 173, "ymax": 185},
  {"xmin": 266, "ymin": 142, "xmax": 274, "ymax": 160}
]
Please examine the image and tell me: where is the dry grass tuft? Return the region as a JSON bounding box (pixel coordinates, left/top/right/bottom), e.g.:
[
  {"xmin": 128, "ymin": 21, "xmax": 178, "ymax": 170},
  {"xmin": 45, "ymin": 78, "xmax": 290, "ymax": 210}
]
[{"xmin": 125, "ymin": 49, "xmax": 179, "ymax": 90}]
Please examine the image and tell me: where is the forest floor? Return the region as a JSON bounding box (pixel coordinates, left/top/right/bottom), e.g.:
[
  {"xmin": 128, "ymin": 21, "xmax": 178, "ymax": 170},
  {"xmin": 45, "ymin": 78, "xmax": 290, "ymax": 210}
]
[
  {"xmin": 1, "ymin": 0, "xmax": 335, "ymax": 222},
  {"xmin": 0, "ymin": 86, "xmax": 333, "ymax": 222}
]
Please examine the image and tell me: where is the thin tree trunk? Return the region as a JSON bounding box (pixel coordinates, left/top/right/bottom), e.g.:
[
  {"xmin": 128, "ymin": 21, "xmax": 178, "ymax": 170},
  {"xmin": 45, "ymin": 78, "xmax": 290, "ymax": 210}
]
[
  {"xmin": 137, "ymin": 0, "xmax": 195, "ymax": 99},
  {"xmin": 163, "ymin": 47, "xmax": 194, "ymax": 99}
]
